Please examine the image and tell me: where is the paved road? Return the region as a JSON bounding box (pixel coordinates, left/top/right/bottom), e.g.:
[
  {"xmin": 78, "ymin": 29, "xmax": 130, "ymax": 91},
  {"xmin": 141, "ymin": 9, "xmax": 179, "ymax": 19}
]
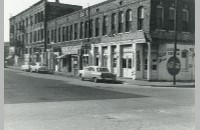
[{"xmin": 4, "ymin": 68, "xmax": 195, "ymax": 130}]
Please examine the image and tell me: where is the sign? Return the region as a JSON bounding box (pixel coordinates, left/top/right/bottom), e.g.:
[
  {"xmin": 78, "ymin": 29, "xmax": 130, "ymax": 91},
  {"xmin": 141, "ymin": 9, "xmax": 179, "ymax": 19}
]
[
  {"xmin": 167, "ymin": 56, "xmax": 181, "ymax": 76},
  {"xmin": 62, "ymin": 46, "xmax": 81, "ymax": 54}
]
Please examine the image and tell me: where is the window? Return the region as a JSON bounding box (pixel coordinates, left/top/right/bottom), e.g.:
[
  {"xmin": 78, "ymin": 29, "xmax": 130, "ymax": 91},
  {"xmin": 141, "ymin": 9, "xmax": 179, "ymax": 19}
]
[
  {"xmin": 126, "ymin": 10, "xmax": 132, "ymax": 32},
  {"xmin": 111, "ymin": 13, "xmax": 117, "ymax": 33},
  {"xmin": 84, "ymin": 21, "xmax": 89, "ymax": 38},
  {"xmin": 89, "ymin": 19, "xmax": 93, "ymax": 38},
  {"xmin": 95, "ymin": 18, "xmax": 100, "ymax": 36},
  {"xmin": 62, "ymin": 27, "xmax": 65, "ymax": 41},
  {"xmin": 138, "ymin": 6, "xmax": 144, "ymax": 30},
  {"xmin": 80, "ymin": 22, "xmax": 84, "ymax": 39},
  {"xmin": 168, "ymin": 7, "xmax": 175, "ymax": 30},
  {"xmin": 118, "ymin": 11, "xmax": 124, "ymax": 33},
  {"xmin": 51, "ymin": 30, "xmax": 54, "ymax": 42},
  {"xmin": 26, "ymin": 18, "xmax": 28, "ymax": 27},
  {"xmin": 181, "ymin": 50, "xmax": 188, "ymax": 70},
  {"xmin": 35, "ymin": 14, "xmax": 37, "ymax": 24},
  {"xmin": 41, "ymin": 29, "xmax": 44, "ymax": 41},
  {"xmin": 102, "ymin": 16, "xmax": 108, "ymax": 35},
  {"xmin": 70, "ymin": 25, "xmax": 73, "ymax": 40},
  {"xmin": 182, "ymin": 9, "xmax": 189, "ymax": 31},
  {"xmin": 54, "ymin": 29, "xmax": 57, "ymax": 43},
  {"xmin": 156, "ymin": 5, "xmax": 164, "ymax": 29},
  {"xmin": 38, "ymin": 30, "xmax": 40, "ymax": 41},
  {"xmin": 30, "ymin": 32, "xmax": 32, "ymax": 43},
  {"xmin": 66, "ymin": 26, "xmax": 69, "ymax": 41},
  {"xmin": 34, "ymin": 31, "xmax": 36, "ymax": 42},
  {"xmin": 58, "ymin": 27, "xmax": 61, "ymax": 42},
  {"xmin": 30, "ymin": 16, "xmax": 33, "ymax": 26},
  {"xmin": 41, "ymin": 11, "xmax": 44, "ymax": 22},
  {"xmin": 74, "ymin": 23, "xmax": 78, "ymax": 40}
]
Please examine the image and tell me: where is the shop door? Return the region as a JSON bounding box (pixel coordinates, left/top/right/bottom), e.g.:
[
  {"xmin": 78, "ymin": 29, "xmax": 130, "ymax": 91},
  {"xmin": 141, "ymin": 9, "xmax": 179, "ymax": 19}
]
[
  {"xmin": 143, "ymin": 52, "xmax": 158, "ymax": 80},
  {"xmin": 122, "ymin": 53, "xmax": 132, "ymax": 78}
]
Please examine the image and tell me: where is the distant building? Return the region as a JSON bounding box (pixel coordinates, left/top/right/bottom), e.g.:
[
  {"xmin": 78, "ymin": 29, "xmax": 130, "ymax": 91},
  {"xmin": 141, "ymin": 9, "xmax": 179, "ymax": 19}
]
[
  {"xmin": 9, "ymin": 0, "xmax": 82, "ymax": 66},
  {"xmin": 4, "ymin": 42, "xmax": 10, "ymax": 59}
]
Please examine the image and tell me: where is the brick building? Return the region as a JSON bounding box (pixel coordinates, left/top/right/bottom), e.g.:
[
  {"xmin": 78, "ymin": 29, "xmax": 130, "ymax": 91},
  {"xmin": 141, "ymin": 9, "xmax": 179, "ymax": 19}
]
[
  {"xmin": 10, "ymin": 0, "xmax": 195, "ymax": 81},
  {"xmin": 9, "ymin": 0, "xmax": 82, "ymax": 67},
  {"xmin": 46, "ymin": 0, "xmax": 195, "ymax": 81}
]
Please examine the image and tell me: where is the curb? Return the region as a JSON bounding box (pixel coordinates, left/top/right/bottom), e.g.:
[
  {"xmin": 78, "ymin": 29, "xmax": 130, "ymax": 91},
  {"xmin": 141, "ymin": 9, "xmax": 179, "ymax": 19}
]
[{"xmin": 6, "ymin": 67, "xmax": 195, "ymax": 88}]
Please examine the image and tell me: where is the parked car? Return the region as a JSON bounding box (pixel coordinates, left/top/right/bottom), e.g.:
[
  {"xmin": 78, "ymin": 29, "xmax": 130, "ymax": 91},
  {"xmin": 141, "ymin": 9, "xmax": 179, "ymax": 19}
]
[
  {"xmin": 30, "ymin": 62, "xmax": 49, "ymax": 73},
  {"xmin": 21, "ymin": 62, "xmax": 30, "ymax": 71},
  {"xmin": 79, "ymin": 66, "xmax": 116, "ymax": 83}
]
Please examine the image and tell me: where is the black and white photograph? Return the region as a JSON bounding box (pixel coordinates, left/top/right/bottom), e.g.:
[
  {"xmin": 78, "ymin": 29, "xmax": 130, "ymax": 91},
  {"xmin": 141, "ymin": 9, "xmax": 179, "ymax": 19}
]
[{"xmin": 4, "ymin": 0, "xmax": 196, "ymax": 129}]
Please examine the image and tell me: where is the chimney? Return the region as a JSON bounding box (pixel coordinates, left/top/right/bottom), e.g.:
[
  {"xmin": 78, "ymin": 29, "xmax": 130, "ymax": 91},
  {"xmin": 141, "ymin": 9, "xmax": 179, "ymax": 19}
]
[{"xmin": 56, "ymin": 0, "xmax": 59, "ymax": 3}]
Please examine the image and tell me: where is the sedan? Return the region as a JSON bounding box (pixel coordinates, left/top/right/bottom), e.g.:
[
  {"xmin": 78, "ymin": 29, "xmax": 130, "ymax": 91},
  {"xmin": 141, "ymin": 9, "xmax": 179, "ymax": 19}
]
[
  {"xmin": 79, "ymin": 66, "xmax": 116, "ymax": 83},
  {"xmin": 30, "ymin": 62, "xmax": 49, "ymax": 73}
]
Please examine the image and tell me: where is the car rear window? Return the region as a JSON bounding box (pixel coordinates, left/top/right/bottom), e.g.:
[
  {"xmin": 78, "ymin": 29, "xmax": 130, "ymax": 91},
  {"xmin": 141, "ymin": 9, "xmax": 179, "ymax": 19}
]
[{"xmin": 96, "ymin": 68, "xmax": 109, "ymax": 72}]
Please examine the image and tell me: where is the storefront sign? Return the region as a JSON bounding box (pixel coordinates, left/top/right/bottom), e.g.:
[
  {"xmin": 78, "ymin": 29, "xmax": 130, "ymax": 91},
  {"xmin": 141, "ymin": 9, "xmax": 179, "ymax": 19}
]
[
  {"xmin": 167, "ymin": 56, "xmax": 181, "ymax": 76},
  {"xmin": 62, "ymin": 46, "xmax": 81, "ymax": 55}
]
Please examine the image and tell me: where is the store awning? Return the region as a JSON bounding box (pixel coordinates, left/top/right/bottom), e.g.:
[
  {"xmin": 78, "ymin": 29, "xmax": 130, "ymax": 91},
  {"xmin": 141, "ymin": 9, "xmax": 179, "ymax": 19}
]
[
  {"xmin": 5, "ymin": 56, "xmax": 13, "ymax": 60},
  {"xmin": 56, "ymin": 54, "xmax": 67, "ymax": 59}
]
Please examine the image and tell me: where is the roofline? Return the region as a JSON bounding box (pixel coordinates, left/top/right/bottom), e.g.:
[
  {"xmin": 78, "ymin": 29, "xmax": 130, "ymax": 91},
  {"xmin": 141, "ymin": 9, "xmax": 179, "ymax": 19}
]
[
  {"xmin": 48, "ymin": 0, "xmax": 116, "ymax": 23},
  {"xmin": 9, "ymin": 0, "xmax": 82, "ymax": 20}
]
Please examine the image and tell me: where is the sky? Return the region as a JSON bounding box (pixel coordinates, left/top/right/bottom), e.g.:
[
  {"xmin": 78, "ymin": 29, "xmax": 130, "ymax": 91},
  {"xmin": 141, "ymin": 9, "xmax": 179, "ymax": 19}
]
[{"xmin": 4, "ymin": 0, "xmax": 105, "ymax": 42}]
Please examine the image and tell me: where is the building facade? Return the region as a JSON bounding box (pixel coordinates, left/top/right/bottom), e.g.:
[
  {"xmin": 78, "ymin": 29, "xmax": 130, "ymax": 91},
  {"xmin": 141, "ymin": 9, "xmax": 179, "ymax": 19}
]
[
  {"xmin": 9, "ymin": 0, "xmax": 82, "ymax": 67},
  {"xmin": 10, "ymin": 0, "xmax": 195, "ymax": 81}
]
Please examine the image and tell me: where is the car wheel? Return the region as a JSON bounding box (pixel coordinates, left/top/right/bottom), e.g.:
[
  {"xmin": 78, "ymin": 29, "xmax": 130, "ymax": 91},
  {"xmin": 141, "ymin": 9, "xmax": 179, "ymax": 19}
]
[
  {"xmin": 93, "ymin": 78, "xmax": 98, "ymax": 83},
  {"xmin": 81, "ymin": 77, "xmax": 85, "ymax": 81}
]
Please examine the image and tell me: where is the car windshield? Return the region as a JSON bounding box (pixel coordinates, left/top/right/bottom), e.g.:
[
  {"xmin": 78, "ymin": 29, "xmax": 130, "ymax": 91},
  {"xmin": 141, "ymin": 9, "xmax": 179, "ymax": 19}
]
[{"xmin": 96, "ymin": 68, "xmax": 109, "ymax": 72}]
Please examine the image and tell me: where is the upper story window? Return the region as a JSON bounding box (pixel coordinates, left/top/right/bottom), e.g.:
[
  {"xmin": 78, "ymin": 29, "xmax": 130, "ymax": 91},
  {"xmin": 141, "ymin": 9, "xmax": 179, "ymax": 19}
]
[
  {"xmin": 84, "ymin": 21, "xmax": 89, "ymax": 38},
  {"xmin": 58, "ymin": 27, "xmax": 61, "ymax": 42},
  {"xmin": 51, "ymin": 30, "xmax": 54, "ymax": 42},
  {"xmin": 74, "ymin": 23, "xmax": 78, "ymax": 40},
  {"xmin": 30, "ymin": 16, "xmax": 33, "ymax": 26},
  {"xmin": 89, "ymin": 19, "xmax": 93, "ymax": 38},
  {"xmin": 26, "ymin": 18, "xmax": 28, "ymax": 27},
  {"xmin": 182, "ymin": 8, "xmax": 189, "ymax": 32},
  {"xmin": 70, "ymin": 25, "xmax": 73, "ymax": 40},
  {"xmin": 111, "ymin": 13, "xmax": 117, "ymax": 33},
  {"xmin": 66, "ymin": 26, "xmax": 69, "ymax": 41},
  {"xmin": 168, "ymin": 7, "xmax": 175, "ymax": 31},
  {"xmin": 156, "ymin": 5, "xmax": 164, "ymax": 29},
  {"xmin": 80, "ymin": 22, "xmax": 84, "ymax": 39},
  {"xmin": 138, "ymin": 6, "xmax": 144, "ymax": 30},
  {"xmin": 95, "ymin": 18, "xmax": 100, "ymax": 37},
  {"xmin": 62, "ymin": 27, "xmax": 65, "ymax": 41},
  {"xmin": 54, "ymin": 28, "xmax": 57, "ymax": 43},
  {"xmin": 103, "ymin": 16, "xmax": 108, "ymax": 35},
  {"xmin": 41, "ymin": 29, "xmax": 44, "ymax": 41},
  {"xmin": 125, "ymin": 9, "xmax": 132, "ymax": 32},
  {"xmin": 118, "ymin": 11, "xmax": 124, "ymax": 33}
]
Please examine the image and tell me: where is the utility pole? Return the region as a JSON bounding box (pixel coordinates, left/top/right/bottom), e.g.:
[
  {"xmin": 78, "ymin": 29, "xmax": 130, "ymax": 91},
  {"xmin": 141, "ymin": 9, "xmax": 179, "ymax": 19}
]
[{"xmin": 173, "ymin": 0, "xmax": 178, "ymax": 85}]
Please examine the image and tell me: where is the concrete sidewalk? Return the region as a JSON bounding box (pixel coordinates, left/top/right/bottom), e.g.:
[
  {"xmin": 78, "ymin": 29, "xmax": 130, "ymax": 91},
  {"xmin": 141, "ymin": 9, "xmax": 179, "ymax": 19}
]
[{"xmin": 6, "ymin": 66, "xmax": 195, "ymax": 88}]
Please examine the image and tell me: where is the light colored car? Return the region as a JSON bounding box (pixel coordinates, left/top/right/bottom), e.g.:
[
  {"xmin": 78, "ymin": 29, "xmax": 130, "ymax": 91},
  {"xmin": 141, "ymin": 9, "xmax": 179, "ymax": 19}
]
[
  {"xmin": 79, "ymin": 66, "xmax": 116, "ymax": 83},
  {"xmin": 30, "ymin": 62, "xmax": 49, "ymax": 73},
  {"xmin": 21, "ymin": 62, "xmax": 31, "ymax": 71}
]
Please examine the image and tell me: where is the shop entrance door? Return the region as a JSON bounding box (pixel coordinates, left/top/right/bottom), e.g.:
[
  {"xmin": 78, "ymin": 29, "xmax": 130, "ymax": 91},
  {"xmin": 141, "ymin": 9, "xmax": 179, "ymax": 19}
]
[
  {"xmin": 122, "ymin": 53, "xmax": 132, "ymax": 78},
  {"xmin": 143, "ymin": 52, "xmax": 158, "ymax": 80}
]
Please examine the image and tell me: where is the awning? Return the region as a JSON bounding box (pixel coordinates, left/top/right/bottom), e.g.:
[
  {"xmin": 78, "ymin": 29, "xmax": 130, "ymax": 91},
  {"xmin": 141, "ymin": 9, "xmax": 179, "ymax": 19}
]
[
  {"xmin": 56, "ymin": 54, "xmax": 67, "ymax": 59},
  {"xmin": 5, "ymin": 56, "xmax": 13, "ymax": 60}
]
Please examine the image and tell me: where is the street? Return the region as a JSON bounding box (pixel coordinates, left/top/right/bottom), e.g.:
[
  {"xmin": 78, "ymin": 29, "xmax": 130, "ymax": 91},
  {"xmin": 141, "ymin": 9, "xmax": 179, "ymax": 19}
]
[{"xmin": 4, "ymin": 68, "xmax": 195, "ymax": 130}]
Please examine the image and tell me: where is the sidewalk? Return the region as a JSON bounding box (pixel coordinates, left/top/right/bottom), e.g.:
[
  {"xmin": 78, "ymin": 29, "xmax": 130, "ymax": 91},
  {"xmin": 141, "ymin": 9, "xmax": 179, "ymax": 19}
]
[{"xmin": 6, "ymin": 66, "xmax": 195, "ymax": 88}]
